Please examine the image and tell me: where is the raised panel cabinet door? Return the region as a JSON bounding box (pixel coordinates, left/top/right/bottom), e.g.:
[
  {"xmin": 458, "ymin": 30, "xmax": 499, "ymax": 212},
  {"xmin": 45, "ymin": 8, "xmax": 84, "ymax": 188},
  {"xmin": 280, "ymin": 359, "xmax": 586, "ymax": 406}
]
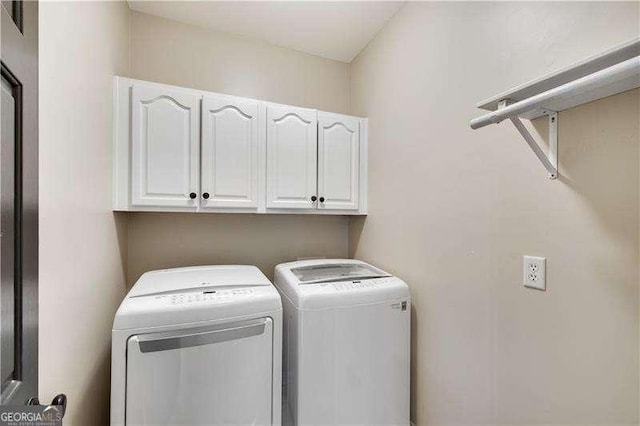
[
  {"xmin": 317, "ymin": 112, "xmax": 360, "ymax": 210},
  {"xmin": 266, "ymin": 105, "xmax": 317, "ymax": 209},
  {"xmin": 201, "ymin": 96, "xmax": 259, "ymax": 209},
  {"xmin": 131, "ymin": 85, "xmax": 200, "ymax": 208}
]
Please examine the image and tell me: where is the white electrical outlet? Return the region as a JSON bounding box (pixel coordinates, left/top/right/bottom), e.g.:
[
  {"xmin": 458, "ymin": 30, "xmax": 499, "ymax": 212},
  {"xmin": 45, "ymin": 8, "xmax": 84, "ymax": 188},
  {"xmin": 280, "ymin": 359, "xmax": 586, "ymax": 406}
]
[{"xmin": 523, "ymin": 256, "xmax": 546, "ymax": 290}]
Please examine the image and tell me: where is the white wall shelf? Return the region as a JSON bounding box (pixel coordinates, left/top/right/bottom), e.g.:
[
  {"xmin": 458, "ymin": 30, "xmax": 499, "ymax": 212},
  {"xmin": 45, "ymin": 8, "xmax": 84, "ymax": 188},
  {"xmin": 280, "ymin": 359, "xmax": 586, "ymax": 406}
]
[{"xmin": 470, "ymin": 37, "xmax": 640, "ymax": 179}]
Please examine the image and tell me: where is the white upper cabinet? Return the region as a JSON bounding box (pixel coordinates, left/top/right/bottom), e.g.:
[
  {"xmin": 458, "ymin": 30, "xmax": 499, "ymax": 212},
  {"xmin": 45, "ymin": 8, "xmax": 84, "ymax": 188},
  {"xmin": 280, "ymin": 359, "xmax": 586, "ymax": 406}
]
[
  {"xmin": 266, "ymin": 105, "xmax": 318, "ymax": 210},
  {"xmin": 201, "ymin": 95, "xmax": 261, "ymax": 209},
  {"xmin": 113, "ymin": 77, "xmax": 367, "ymax": 215},
  {"xmin": 130, "ymin": 85, "xmax": 200, "ymax": 208},
  {"xmin": 317, "ymin": 112, "xmax": 360, "ymax": 211}
]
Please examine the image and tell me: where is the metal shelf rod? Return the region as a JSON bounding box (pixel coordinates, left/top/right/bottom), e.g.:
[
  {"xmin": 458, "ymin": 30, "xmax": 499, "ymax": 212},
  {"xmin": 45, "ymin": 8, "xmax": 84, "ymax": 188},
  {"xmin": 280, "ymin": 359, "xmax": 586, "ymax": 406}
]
[{"xmin": 470, "ymin": 56, "xmax": 640, "ymax": 130}]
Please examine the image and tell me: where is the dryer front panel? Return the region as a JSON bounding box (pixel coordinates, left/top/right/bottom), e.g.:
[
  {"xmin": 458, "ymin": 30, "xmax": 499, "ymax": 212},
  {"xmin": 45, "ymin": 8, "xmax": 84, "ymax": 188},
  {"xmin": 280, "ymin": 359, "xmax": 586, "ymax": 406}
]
[{"xmin": 125, "ymin": 318, "xmax": 273, "ymax": 425}]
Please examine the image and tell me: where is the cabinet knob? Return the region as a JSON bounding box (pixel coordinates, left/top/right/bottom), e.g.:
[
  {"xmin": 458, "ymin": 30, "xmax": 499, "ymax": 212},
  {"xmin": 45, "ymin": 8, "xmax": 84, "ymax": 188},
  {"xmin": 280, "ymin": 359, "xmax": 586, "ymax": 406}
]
[
  {"xmin": 319, "ymin": 197, "xmax": 325, "ymax": 203},
  {"xmin": 203, "ymin": 193, "xmax": 210, "ymax": 199},
  {"xmin": 311, "ymin": 196, "xmax": 317, "ymax": 202},
  {"xmin": 189, "ymin": 192, "xmax": 197, "ymax": 199}
]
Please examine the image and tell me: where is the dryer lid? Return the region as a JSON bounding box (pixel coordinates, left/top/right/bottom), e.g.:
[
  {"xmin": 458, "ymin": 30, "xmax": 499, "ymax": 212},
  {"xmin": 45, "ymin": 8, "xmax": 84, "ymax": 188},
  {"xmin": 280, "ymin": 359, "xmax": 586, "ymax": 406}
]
[
  {"xmin": 291, "ymin": 263, "xmax": 390, "ymax": 284},
  {"xmin": 128, "ymin": 265, "xmax": 272, "ymax": 298}
]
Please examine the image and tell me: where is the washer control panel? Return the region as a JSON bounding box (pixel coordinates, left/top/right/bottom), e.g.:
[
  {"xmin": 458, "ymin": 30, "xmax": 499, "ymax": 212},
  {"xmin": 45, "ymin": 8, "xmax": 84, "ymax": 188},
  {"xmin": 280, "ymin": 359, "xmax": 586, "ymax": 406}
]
[{"xmin": 322, "ymin": 277, "xmax": 394, "ymax": 292}]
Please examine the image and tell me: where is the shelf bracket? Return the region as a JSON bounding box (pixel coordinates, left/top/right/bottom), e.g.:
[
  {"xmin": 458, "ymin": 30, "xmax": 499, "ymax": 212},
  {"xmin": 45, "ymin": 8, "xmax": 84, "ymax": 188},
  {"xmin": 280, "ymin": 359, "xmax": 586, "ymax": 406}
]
[{"xmin": 498, "ymin": 100, "xmax": 558, "ymax": 179}]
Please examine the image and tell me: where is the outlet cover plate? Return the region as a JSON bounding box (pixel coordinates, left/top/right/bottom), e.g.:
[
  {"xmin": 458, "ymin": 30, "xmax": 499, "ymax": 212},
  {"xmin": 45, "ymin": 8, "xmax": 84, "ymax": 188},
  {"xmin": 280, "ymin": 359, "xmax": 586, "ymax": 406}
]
[{"xmin": 523, "ymin": 255, "xmax": 546, "ymax": 290}]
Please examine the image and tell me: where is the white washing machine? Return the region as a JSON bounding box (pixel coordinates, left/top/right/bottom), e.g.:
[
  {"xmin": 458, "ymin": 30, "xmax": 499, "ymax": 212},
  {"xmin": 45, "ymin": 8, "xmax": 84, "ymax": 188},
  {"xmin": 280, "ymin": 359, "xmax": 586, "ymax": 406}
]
[
  {"xmin": 274, "ymin": 259, "xmax": 410, "ymax": 426},
  {"xmin": 111, "ymin": 265, "xmax": 282, "ymax": 426}
]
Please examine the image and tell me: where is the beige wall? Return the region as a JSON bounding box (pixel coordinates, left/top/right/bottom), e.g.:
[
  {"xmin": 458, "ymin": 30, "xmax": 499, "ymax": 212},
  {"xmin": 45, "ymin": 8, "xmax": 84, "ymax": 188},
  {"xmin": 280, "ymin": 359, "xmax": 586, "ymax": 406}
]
[
  {"xmin": 126, "ymin": 11, "xmax": 351, "ymax": 284},
  {"xmin": 39, "ymin": 2, "xmax": 129, "ymax": 424},
  {"xmin": 348, "ymin": 2, "xmax": 639, "ymax": 425},
  {"xmin": 129, "ymin": 10, "xmax": 350, "ymax": 114},
  {"xmin": 127, "ymin": 213, "xmax": 348, "ymax": 283}
]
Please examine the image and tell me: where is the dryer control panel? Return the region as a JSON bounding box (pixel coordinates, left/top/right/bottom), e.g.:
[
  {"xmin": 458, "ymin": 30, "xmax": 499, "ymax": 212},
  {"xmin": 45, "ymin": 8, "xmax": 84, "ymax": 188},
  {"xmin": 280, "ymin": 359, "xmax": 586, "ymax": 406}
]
[
  {"xmin": 154, "ymin": 288, "xmax": 257, "ymax": 306},
  {"xmin": 114, "ymin": 284, "xmax": 281, "ymax": 330}
]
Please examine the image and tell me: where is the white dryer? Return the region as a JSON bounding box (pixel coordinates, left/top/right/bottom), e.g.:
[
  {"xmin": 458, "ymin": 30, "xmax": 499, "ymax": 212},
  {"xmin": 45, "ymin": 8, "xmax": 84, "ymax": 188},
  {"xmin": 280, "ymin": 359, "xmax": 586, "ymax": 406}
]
[
  {"xmin": 274, "ymin": 259, "xmax": 410, "ymax": 426},
  {"xmin": 111, "ymin": 265, "xmax": 282, "ymax": 426}
]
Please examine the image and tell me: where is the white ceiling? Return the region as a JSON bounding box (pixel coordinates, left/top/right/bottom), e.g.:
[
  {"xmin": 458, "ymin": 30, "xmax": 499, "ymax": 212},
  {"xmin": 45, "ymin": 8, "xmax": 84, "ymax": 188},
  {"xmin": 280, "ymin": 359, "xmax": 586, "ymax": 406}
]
[{"xmin": 127, "ymin": 1, "xmax": 405, "ymax": 63}]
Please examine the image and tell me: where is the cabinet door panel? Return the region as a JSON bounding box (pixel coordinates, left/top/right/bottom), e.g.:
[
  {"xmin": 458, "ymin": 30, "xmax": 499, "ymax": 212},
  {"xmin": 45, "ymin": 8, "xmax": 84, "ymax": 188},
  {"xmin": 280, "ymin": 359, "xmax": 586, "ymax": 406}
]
[
  {"xmin": 318, "ymin": 112, "xmax": 359, "ymax": 210},
  {"xmin": 201, "ymin": 96, "xmax": 259, "ymax": 209},
  {"xmin": 266, "ymin": 106, "xmax": 317, "ymax": 209},
  {"xmin": 131, "ymin": 85, "xmax": 199, "ymax": 208}
]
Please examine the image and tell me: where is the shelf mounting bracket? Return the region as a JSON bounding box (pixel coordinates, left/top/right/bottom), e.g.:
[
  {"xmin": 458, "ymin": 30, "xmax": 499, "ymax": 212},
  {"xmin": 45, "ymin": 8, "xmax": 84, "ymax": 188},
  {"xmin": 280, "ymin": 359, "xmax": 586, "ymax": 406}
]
[{"xmin": 498, "ymin": 100, "xmax": 558, "ymax": 179}]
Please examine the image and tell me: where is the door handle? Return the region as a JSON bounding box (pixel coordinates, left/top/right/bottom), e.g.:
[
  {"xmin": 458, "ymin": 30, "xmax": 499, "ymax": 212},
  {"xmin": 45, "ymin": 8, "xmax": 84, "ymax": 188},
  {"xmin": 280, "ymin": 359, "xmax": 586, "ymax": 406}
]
[
  {"xmin": 50, "ymin": 394, "xmax": 67, "ymax": 417},
  {"xmin": 26, "ymin": 394, "xmax": 67, "ymax": 418},
  {"xmin": 136, "ymin": 319, "xmax": 267, "ymax": 353}
]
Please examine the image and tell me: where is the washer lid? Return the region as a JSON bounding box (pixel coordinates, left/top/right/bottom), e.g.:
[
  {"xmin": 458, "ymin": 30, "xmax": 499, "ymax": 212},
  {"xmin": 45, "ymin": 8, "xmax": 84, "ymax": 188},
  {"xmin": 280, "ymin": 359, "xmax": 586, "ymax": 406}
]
[
  {"xmin": 128, "ymin": 265, "xmax": 272, "ymax": 298},
  {"xmin": 291, "ymin": 263, "xmax": 390, "ymax": 284},
  {"xmin": 274, "ymin": 260, "xmax": 408, "ymax": 310}
]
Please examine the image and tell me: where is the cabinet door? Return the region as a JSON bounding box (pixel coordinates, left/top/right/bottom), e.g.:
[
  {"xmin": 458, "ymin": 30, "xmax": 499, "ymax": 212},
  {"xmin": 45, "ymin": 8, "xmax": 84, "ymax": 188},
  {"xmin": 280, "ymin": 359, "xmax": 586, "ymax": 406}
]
[
  {"xmin": 317, "ymin": 112, "xmax": 360, "ymax": 210},
  {"xmin": 266, "ymin": 106, "xmax": 317, "ymax": 209},
  {"xmin": 131, "ymin": 85, "xmax": 199, "ymax": 208},
  {"xmin": 201, "ymin": 96, "xmax": 260, "ymax": 209}
]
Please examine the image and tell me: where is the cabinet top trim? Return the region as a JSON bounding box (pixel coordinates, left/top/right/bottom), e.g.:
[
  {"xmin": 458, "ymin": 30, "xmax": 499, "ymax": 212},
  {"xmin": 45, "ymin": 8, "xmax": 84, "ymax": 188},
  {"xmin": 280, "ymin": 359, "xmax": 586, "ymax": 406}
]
[{"xmin": 115, "ymin": 76, "xmax": 366, "ymax": 120}]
